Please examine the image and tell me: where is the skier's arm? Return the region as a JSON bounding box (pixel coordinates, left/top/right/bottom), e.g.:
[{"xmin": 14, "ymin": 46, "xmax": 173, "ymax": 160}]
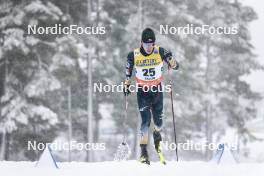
[
  {"xmin": 124, "ymin": 51, "xmax": 134, "ymax": 96},
  {"xmin": 160, "ymin": 47, "xmax": 179, "ymax": 70},
  {"xmin": 125, "ymin": 51, "xmax": 134, "ymax": 81}
]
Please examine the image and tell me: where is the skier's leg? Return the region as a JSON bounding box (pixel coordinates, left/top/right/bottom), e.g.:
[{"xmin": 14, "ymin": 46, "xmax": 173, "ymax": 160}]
[
  {"xmin": 137, "ymin": 90, "xmax": 152, "ymax": 145},
  {"xmin": 139, "ymin": 105, "xmax": 151, "ymax": 145},
  {"xmin": 152, "ymin": 91, "xmax": 163, "ymax": 133},
  {"xmin": 137, "ymin": 89, "xmax": 151, "ymax": 164},
  {"xmin": 152, "ymin": 91, "xmax": 166, "ymax": 164}
]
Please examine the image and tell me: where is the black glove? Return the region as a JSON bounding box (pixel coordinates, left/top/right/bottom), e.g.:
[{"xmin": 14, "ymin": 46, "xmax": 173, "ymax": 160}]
[
  {"xmin": 123, "ymin": 80, "xmax": 131, "ymax": 96},
  {"xmin": 167, "ymin": 56, "xmax": 179, "ymax": 70}
]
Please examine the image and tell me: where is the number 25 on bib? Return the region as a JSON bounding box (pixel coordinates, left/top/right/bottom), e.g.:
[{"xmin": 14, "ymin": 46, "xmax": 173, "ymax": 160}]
[{"xmin": 134, "ymin": 46, "xmax": 164, "ymax": 86}]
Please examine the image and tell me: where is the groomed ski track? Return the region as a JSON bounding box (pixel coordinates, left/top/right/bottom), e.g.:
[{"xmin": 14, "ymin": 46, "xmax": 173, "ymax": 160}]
[{"xmin": 0, "ymin": 160, "xmax": 263, "ymax": 176}]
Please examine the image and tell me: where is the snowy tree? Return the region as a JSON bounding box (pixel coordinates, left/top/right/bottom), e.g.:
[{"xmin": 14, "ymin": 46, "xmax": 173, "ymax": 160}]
[
  {"xmin": 184, "ymin": 0, "xmax": 263, "ymax": 160},
  {"xmin": 0, "ymin": 0, "xmax": 69, "ymax": 160}
]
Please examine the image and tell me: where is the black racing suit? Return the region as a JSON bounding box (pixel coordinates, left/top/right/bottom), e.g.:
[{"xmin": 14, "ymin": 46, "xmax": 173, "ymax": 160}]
[{"xmin": 125, "ymin": 46, "xmax": 179, "ymax": 144}]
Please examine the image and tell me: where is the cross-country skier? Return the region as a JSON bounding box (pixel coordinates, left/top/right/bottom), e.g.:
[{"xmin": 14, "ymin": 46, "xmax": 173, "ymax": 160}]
[{"xmin": 123, "ymin": 28, "xmax": 179, "ymax": 164}]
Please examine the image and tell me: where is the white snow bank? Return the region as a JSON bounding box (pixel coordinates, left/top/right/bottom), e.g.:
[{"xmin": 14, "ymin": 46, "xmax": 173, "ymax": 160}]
[{"xmin": 0, "ymin": 160, "xmax": 263, "ymax": 176}]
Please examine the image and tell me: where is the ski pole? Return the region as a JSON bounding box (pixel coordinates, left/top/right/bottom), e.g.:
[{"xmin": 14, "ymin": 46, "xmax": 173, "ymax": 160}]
[
  {"xmin": 114, "ymin": 94, "xmax": 130, "ymax": 161},
  {"xmin": 168, "ymin": 66, "xmax": 179, "ymax": 162},
  {"xmin": 122, "ymin": 95, "xmax": 128, "ymax": 145}
]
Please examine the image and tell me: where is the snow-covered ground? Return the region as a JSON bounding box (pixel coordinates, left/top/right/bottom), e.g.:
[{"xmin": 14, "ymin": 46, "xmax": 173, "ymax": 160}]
[{"xmin": 0, "ymin": 161, "xmax": 264, "ymax": 176}]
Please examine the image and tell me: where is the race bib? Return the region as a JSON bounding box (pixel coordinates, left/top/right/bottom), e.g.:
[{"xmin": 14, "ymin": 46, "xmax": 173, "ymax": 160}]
[{"xmin": 134, "ymin": 46, "xmax": 164, "ymax": 86}]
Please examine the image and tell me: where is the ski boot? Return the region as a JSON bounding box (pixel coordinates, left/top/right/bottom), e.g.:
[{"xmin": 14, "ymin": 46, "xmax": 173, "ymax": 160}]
[
  {"xmin": 139, "ymin": 144, "xmax": 150, "ymax": 165},
  {"xmin": 153, "ymin": 130, "xmax": 166, "ymax": 165}
]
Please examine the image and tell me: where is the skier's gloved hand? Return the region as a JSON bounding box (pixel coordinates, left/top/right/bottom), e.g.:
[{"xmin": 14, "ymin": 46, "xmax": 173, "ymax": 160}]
[
  {"xmin": 168, "ymin": 56, "xmax": 178, "ymax": 69},
  {"xmin": 123, "ymin": 79, "xmax": 131, "ymax": 96}
]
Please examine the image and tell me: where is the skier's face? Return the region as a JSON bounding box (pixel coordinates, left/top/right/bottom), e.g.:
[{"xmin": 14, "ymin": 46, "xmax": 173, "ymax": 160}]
[{"xmin": 142, "ymin": 42, "xmax": 154, "ymax": 54}]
